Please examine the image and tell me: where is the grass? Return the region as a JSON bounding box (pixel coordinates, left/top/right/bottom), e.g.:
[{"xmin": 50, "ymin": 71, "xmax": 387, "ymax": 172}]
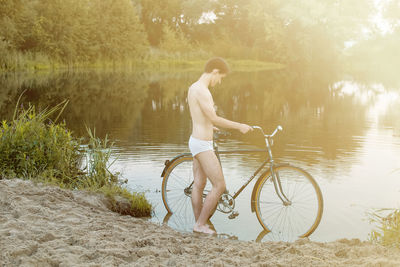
[
  {"xmin": 0, "ymin": 49, "xmax": 60, "ymax": 72},
  {"xmin": 135, "ymin": 58, "xmax": 285, "ymax": 72},
  {"xmin": 0, "ymin": 96, "xmax": 152, "ymax": 217},
  {"xmin": 0, "ymin": 47, "xmax": 285, "ymax": 73},
  {"xmin": 99, "ymin": 185, "xmax": 152, "ymax": 217},
  {"xmin": 369, "ymin": 208, "xmax": 400, "ymax": 248},
  {"xmin": 228, "ymin": 59, "xmax": 285, "ymax": 72}
]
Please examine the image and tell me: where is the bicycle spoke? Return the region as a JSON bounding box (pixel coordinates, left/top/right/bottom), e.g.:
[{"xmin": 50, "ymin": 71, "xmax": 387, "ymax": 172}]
[
  {"xmin": 174, "ymin": 194, "xmax": 188, "ymax": 214},
  {"xmin": 168, "ymin": 190, "xmax": 187, "ymax": 203},
  {"xmin": 169, "ymin": 194, "xmax": 186, "ymax": 213},
  {"xmin": 170, "ymin": 171, "xmax": 192, "ymax": 187},
  {"xmin": 259, "ymin": 205, "xmax": 283, "ymax": 218}
]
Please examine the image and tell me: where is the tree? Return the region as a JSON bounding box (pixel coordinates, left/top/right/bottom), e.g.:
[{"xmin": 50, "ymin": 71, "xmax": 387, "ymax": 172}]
[
  {"xmin": 137, "ymin": 0, "xmax": 211, "ymax": 45},
  {"xmin": 159, "ymin": 23, "xmax": 192, "ymax": 54},
  {"xmin": 28, "ymin": 0, "xmax": 148, "ymax": 62}
]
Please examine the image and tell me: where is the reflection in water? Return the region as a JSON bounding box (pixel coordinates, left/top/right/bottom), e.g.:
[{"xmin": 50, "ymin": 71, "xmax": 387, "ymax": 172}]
[
  {"xmin": 0, "ymin": 71, "xmax": 151, "ymax": 137},
  {"xmin": 1, "ymin": 69, "xmax": 400, "ymax": 242},
  {"xmin": 162, "ymin": 212, "xmax": 195, "ymax": 233},
  {"xmin": 162, "ymin": 212, "xmax": 302, "ymax": 243},
  {"xmin": 0, "ymin": 69, "xmax": 369, "ymax": 166},
  {"xmin": 333, "ymin": 80, "xmax": 400, "ymax": 136},
  {"xmin": 162, "ymin": 212, "xmax": 239, "ymax": 241}
]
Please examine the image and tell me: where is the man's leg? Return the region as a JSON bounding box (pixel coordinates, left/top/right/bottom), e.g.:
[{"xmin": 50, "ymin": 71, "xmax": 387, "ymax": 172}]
[
  {"xmin": 191, "ymin": 157, "xmax": 207, "ymax": 222},
  {"xmin": 193, "ymin": 150, "xmax": 226, "ymax": 234}
]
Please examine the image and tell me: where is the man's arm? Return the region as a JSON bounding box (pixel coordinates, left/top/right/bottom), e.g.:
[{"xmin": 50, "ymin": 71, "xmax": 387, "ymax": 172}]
[{"xmin": 197, "ymin": 90, "xmax": 252, "ymax": 134}]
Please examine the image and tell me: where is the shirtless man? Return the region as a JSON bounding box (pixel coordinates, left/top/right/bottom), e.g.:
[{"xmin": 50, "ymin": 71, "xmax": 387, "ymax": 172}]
[{"xmin": 187, "ymin": 57, "xmax": 253, "ymax": 234}]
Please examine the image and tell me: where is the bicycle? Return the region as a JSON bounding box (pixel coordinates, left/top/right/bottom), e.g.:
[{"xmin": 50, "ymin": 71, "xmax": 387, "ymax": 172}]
[{"xmin": 161, "ymin": 125, "xmax": 323, "ymax": 238}]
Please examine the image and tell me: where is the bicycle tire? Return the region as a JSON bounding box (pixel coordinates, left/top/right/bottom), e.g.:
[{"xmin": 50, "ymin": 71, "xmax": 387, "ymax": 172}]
[
  {"xmin": 254, "ymin": 165, "xmax": 323, "ymax": 240},
  {"xmin": 162, "ymin": 156, "xmax": 211, "ymax": 218}
]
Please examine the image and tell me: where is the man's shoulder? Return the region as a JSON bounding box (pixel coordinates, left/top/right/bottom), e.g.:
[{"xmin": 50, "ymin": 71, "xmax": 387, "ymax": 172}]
[
  {"xmin": 189, "ymin": 82, "xmax": 210, "ymax": 97},
  {"xmin": 189, "ymin": 81, "xmax": 202, "ymax": 91}
]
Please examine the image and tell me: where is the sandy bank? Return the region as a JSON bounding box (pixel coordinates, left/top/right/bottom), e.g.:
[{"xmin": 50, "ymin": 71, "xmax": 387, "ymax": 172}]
[{"xmin": 1, "ymin": 178, "xmax": 400, "ymax": 267}]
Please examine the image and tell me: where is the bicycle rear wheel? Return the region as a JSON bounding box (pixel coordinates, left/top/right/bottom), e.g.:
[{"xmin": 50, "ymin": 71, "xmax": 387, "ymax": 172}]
[
  {"xmin": 162, "ymin": 156, "xmax": 194, "ymax": 216},
  {"xmin": 254, "ymin": 165, "xmax": 323, "ymax": 240}
]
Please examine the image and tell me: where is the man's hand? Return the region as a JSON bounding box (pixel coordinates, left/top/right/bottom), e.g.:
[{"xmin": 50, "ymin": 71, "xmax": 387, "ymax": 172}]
[{"xmin": 238, "ymin": 123, "xmax": 253, "ymax": 134}]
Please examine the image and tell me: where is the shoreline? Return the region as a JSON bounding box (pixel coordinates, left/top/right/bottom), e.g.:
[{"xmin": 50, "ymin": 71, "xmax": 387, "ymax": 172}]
[
  {"xmin": 0, "ymin": 58, "xmax": 285, "ymax": 74},
  {"xmin": 1, "ymin": 178, "xmax": 400, "ymax": 266}
]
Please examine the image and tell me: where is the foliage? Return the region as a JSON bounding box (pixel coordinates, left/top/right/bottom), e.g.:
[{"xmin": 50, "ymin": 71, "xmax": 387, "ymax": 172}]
[
  {"xmin": 370, "ymin": 208, "xmax": 400, "ymax": 248},
  {"xmin": 1, "ymin": 0, "xmax": 397, "ymax": 74},
  {"xmin": 0, "ymin": 39, "xmax": 12, "ymax": 70},
  {"xmin": 0, "ymin": 99, "xmax": 152, "ymax": 217},
  {"xmin": 346, "ymin": 32, "xmax": 400, "ymax": 88},
  {"xmin": 0, "ymin": 0, "xmax": 148, "ymax": 64},
  {"xmin": 138, "ymin": 0, "xmax": 209, "ymax": 46},
  {"xmin": 138, "ymin": 0, "xmax": 377, "ymax": 69},
  {"xmin": 159, "ymin": 23, "xmax": 193, "ymax": 54},
  {"xmin": 0, "ymin": 100, "xmax": 81, "ymax": 181}
]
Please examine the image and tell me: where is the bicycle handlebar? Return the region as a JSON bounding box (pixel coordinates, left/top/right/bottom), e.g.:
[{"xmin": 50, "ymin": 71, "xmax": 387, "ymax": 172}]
[
  {"xmin": 214, "ymin": 125, "xmax": 283, "ymax": 140},
  {"xmin": 252, "ymin": 125, "xmax": 283, "ymax": 138}
]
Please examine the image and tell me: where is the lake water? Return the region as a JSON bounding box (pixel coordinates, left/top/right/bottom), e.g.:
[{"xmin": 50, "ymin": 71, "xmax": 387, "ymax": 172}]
[{"xmin": 1, "ymin": 69, "xmax": 399, "ymax": 242}]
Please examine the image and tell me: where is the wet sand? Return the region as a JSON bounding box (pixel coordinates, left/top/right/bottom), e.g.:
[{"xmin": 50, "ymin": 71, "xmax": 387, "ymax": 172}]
[{"xmin": 1, "ymin": 178, "xmax": 400, "ymax": 266}]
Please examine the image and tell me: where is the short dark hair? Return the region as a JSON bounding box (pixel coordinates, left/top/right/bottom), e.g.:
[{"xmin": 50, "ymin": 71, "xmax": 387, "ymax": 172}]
[{"xmin": 204, "ymin": 57, "xmax": 229, "ymax": 74}]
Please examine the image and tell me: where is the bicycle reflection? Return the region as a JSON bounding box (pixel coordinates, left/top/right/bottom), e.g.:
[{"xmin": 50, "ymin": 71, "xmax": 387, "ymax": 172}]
[{"xmin": 162, "ymin": 212, "xmax": 302, "ymax": 242}]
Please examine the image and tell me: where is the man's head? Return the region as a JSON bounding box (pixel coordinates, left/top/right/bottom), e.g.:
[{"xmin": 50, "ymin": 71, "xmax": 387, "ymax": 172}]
[{"xmin": 204, "ymin": 57, "xmax": 229, "ymax": 87}]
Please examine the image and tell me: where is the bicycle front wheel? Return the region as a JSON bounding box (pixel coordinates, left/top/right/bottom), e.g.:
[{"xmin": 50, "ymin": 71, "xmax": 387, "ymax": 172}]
[
  {"xmin": 162, "ymin": 156, "xmax": 194, "ymax": 216},
  {"xmin": 254, "ymin": 165, "xmax": 323, "ymax": 240}
]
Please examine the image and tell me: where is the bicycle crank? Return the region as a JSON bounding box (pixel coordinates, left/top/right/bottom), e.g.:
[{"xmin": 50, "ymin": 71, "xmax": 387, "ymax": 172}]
[
  {"xmin": 217, "ymin": 191, "xmax": 235, "ymax": 213},
  {"xmin": 228, "ymin": 211, "xmax": 239, "ymax": 219}
]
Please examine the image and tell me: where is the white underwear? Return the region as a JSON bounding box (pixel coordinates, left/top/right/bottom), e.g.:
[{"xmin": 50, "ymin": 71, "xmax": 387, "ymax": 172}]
[{"xmin": 188, "ymin": 136, "xmax": 213, "ymax": 157}]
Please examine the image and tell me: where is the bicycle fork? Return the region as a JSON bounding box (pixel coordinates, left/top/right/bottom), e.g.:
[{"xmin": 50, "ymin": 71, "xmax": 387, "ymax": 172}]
[
  {"xmin": 264, "ymin": 133, "xmax": 292, "ymax": 206},
  {"xmin": 270, "ymin": 166, "xmax": 292, "ymax": 206}
]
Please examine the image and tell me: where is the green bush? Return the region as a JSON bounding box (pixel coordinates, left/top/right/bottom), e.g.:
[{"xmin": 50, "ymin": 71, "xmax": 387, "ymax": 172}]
[
  {"xmin": 0, "ymin": 98, "xmax": 152, "ymax": 217},
  {"xmin": 0, "ymin": 100, "xmax": 81, "ymax": 182}
]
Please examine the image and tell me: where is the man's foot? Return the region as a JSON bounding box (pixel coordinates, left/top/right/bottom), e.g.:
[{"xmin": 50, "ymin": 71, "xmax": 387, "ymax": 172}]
[{"xmin": 193, "ymin": 223, "xmax": 216, "ymax": 235}]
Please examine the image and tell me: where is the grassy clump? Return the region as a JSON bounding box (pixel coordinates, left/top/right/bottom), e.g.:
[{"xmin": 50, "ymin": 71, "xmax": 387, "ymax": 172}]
[
  {"xmin": 370, "ymin": 208, "xmax": 400, "ymax": 248},
  {"xmin": 99, "ymin": 185, "xmax": 152, "ymax": 217},
  {"xmin": 0, "ymin": 98, "xmax": 152, "ymax": 217}
]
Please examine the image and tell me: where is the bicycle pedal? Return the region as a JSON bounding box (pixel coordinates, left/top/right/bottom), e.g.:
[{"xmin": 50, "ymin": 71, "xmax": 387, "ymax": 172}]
[{"xmin": 228, "ymin": 211, "xmax": 239, "ymax": 219}]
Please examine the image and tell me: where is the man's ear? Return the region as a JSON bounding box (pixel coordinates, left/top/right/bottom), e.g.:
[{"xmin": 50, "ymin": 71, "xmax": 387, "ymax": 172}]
[{"xmin": 212, "ymin": 69, "xmax": 219, "ymax": 75}]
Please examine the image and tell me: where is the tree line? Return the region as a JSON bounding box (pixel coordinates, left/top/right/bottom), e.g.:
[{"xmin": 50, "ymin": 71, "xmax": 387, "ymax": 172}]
[{"xmin": 0, "ymin": 0, "xmax": 399, "ymax": 72}]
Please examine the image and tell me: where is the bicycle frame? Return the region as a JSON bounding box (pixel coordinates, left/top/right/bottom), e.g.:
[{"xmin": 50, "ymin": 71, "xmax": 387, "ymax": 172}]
[
  {"xmin": 214, "ymin": 126, "xmax": 291, "ymax": 206},
  {"xmin": 160, "ymin": 125, "xmax": 291, "ymax": 212},
  {"xmin": 215, "ymin": 148, "xmax": 268, "ymax": 200}
]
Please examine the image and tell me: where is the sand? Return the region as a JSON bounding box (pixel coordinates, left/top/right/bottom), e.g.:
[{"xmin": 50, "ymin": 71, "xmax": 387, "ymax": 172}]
[{"xmin": 1, "ymin": 179, "xmax": 400, "ymax": 267}]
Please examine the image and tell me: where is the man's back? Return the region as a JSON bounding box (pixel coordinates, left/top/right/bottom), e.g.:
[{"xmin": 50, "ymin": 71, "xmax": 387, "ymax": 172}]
[{"xmin": 187, "ymin": 81, "xmax": 214, "ymax": 141}]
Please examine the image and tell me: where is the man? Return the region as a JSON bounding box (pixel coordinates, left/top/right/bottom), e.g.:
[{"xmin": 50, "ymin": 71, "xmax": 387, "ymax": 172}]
[{"xmin": 187, "ymin": 57, "xmax": 253, "ymax": 234}]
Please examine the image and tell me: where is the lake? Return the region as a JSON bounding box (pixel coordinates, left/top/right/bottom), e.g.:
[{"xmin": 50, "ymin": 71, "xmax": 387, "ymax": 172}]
[{"xmin": 1, "ymin": 69, "xmax": 399, "ymax": 242}]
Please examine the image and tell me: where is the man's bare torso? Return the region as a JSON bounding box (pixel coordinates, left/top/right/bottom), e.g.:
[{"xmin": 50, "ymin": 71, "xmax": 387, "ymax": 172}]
[{"xmin": 187, "ymin": 81, "xmax": 214, "ymax": 141}]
